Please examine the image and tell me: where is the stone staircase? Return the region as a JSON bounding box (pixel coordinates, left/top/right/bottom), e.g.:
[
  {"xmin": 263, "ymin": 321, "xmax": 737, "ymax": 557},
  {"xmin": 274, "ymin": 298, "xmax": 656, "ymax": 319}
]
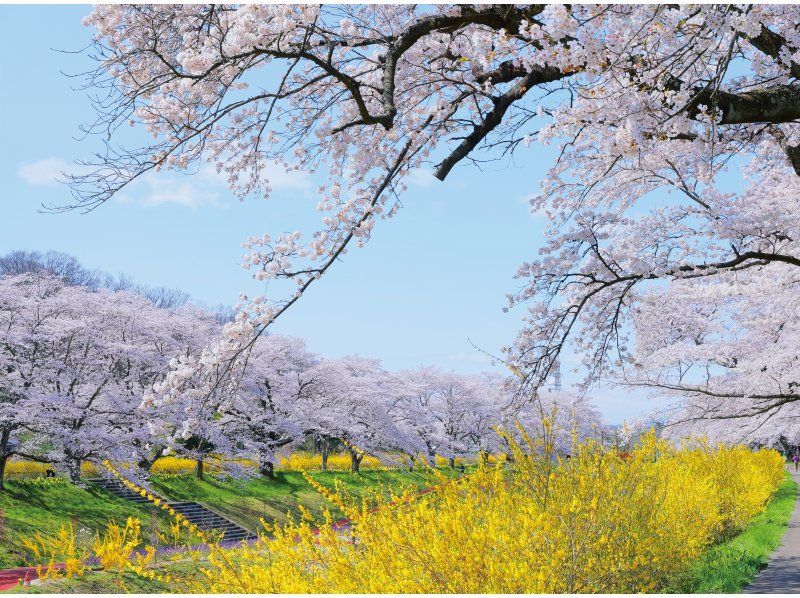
[
  {"xmin": 88, "ymin": 477, "xmax": 256, "ymax": 543},
  {"xmin": 89, "ymin": 477, "xmax": 152, "ymax": 504}
]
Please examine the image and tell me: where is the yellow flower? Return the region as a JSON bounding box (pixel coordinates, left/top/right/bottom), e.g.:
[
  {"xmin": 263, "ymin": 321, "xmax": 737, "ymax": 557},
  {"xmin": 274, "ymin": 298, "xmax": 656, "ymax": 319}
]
[{"xmin": 176, "ymin": 432, "xmax": 784, "ymax": 594}]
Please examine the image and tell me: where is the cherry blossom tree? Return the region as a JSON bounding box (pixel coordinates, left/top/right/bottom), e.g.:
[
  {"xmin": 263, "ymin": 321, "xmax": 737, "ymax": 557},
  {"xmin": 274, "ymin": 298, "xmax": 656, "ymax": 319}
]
[
  {"xmin": 390, "ymin": 368, "xmax": 515, "ymax": 466},
  {"xmin": 143, "ymin": 349, "xmax": 237, "ymax": 480},
  {"xmin": 625, "ymin": 268, "xmax": 800, "ymax": 447},
  {"xmin": 217, "ymin": 334, "xmax": 319, "ymax": 478},
  {"xmin": 0, "ymin": 272, "xmax": 219, "ymax": 485},
  {"xmin": 71, "ymin": 5, "xmax": 800, "ymax": 435},
  {"xmin": 424, "ymin": 372, "xmax": 498, "ymax": 465},
  {"xmin": 0, "ymin": 273, "xmax": 134, "ymax": 485},
  {"xmin": 299, "ymin": 355, "xmax": 408, "ymax": 473},
  {"xmin": 388, "ymin": 367, "xmax": 449, "ymax": 466},
  {"xmin": 0, "ymin": 273, "xmax": 70, "ymax": 488}
]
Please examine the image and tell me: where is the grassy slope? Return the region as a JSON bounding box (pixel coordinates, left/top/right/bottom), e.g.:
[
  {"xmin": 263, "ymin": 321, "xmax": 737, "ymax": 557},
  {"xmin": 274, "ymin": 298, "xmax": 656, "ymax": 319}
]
[
  {"xmin": 2, "ymin": 467, "xmax": 453, "ymax": 583},
  {"xmin": 9, "ymin": 468, "xmax": 455, "ymax": 594},
  {"xmin": 150, "ymin": 468, "xmax": 456, "ymax": 533},
  {"xmin": 18, "ymin": 559, "xmax": 206, "ymax": 594},
  {"xmin": 667, "ymin": 472, "xmax": 798, "ymax": 593},
  {"xmin": 0, "ymin": 480, "xmax": 176, "ymax": 569}
]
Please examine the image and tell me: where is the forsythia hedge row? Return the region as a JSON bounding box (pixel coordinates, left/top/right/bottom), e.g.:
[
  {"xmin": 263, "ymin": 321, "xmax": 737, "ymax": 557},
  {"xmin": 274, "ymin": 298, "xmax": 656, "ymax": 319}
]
[
  {"xmin": 20, "ymin": 433, "xmax": 784, "ymax": 593},
  {"xmin": 6, "ymin": 452, "xmax": 493, "ymax": 479},
  {"xmin": 195, "ymin": 433, "xmax": 783, "ymax": 593},
  {"xmin": 5, "ymin": 461, "xmax": 99, "ymax": 478},
  {"xmin": 278, "ymin": 452, "xmax": 383, "ymax": 471},
  {"xmin": 8, "ymin": 453, "xmax": 414, "ymax": 479}
]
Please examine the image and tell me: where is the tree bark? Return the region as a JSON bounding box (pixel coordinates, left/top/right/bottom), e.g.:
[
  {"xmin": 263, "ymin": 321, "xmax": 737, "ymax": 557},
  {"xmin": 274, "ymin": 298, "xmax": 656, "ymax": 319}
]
[
  {"xmin": 448, "ymin": 457, "xmax": 456, "ymax": 469},
  {"xmin": 195, "ymin": 457, "xmax": 204, "ymax": 480},
  {"xmin": 779, "ymin": 437, "xmax": 793, "ymax": 459},
  {"xmin": 259, "ymin": 455, "xmax": 275, "ymax": 479},
  {"xmin": 0, "ymin": 453, "xmax": 7, "ymax": 492},
  {"xmin": 0, "ymin": 429, "xmax": 10, "ymax": 491},
  {"xmin": 688, "ymin": 84, "xmax": 800, "ymax": 126},
  {"xmin": 321, "ymin": 440, "xmax": 329, "ymax": 472},
  {"xmin": 68, "ymin": 457, "xmax": 82, "ymax": 484},
  {"xmin": 349, "ymin": 448, "xmax": 363, "ymax": 474}
]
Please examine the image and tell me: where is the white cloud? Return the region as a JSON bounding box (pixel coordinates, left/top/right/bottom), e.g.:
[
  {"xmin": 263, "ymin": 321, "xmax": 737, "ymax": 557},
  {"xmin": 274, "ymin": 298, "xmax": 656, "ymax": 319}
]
[
  {"xmin": 111, "ymin": 166, "xmax": 222, "ymax": 209},
  {"xmin": 140, "ymin": 177, "xmax": 224, "ymax": 209},
  {"xmin": 18, "ymin": 157, "xmax": 72, "ymax": 187},
  {"xmin": 123, "ymin": 162, "xmax": 315, "ymax": 209},
  {"xmin": 262, "ymin": 161, "xmax": 314, "ymax": 192},
  {"xmin": 406, "ymin": 168, "xmax": 439, "ymax": 189},
  {"xmin": 119, "ymin": 162, "xmax": 316, "ymax": 209},
  {"xmin": 19, "ymin": 156, "xmax": 314, "ymax": 209}
]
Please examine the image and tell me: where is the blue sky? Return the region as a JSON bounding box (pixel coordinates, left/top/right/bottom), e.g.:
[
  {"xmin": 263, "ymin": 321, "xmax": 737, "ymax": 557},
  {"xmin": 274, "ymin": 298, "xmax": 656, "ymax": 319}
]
[{"xmin": 0, "ymin": 5, "xmax": 652, "ymax": 423}]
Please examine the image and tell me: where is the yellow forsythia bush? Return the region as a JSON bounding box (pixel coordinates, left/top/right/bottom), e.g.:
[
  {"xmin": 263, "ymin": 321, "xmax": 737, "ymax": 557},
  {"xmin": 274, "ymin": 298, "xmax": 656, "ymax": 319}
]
[
  {"xmin": 6, "ymin": 460, "xmax": 98, "ymax": 479},
  {"xmin": 5, "ymin": 459, "xmax": 50, "ymax": 478},
  {"xmin": 22, "ymin": 515, "xmax": 156, "ymax": 579},
  {"xmin": 92, "ymin": 517, "xmax": 145, "ymax": 571},
  {"xmin": 672, "ymin": 441, "xmax": 785, "ymax": 538},
  {"xmin": 22, "ymin": 523, "xmax": 89, "ymax": 581},
  {"xmin": 278, "ymin": 451, "xmax": 383, "ymax": 471},
  {"xmin": 150, "ymin": 457, "xmax": 201, "ymax": 475},
  {"xmin": 190, "ymin": 432, "xmax": 784, "ymax": 593}
]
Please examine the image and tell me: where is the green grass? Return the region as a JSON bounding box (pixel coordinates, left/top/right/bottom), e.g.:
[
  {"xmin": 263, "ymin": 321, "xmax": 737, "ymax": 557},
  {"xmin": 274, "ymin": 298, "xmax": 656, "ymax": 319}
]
[
  {"xmin": 17, "ymin": 569, "xmax": 174, "ymax": 594},
  {"xmin": 0, "ymin": 479, "xmax": 176, "ymax": 569},
  {"xmin": 6, "ymin": 468, "xmax": 456, "ymax": 594},
  {"xmin": 16, "ymin": 559, "xmax": 207, "ymax": 594},
  {"xmin": 149, "ymin": 468, "xmax": 457, "ymax": 533},
  {"xmin": 0, "ymin": 467, "xmax": 454, "ymax": 575},
  {"xmin": 667, "ymin": 472, "xmax": 798, "ymax": 593}
]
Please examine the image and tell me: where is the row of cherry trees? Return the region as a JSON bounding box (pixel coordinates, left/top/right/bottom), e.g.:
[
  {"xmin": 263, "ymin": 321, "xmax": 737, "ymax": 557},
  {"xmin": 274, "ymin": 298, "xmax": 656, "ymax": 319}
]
[
  {"xmin": 0, "ymin": 272, "xmax": 217, "ymax": 487},
  {"xmin": 0, "ymin": 271, "xmax": 601, "ymax": 489}
]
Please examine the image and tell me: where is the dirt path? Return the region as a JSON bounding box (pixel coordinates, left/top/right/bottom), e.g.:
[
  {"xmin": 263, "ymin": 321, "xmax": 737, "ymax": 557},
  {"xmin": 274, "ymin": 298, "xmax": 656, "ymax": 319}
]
[{"xmin": 744, "ymin": 467, "xmax": 800, "ymax": 593}]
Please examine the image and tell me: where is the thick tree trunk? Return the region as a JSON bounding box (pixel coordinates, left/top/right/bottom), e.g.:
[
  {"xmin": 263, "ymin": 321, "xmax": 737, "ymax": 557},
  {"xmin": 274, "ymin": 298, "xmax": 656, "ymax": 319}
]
[
  {"xmin": 349, "ymin": 448, "xmax": 363, "ymax": 474},
  {"xmin": 321, "ymin": 441, "xmax": 329, "ymax": 472},
  {"xmin": 138, "ymin": 446, "xmax": 165, "ymax": 472},
  {"xmin": 68, "ymin": 457, "xmax": 82, "ymax": 484},
  {"xmin": 448, "ymin": 457, "xmax": 456, "ymax": 469},
  {"xmin": 0, "ymin": 429, "xmax": 10, "ymax": 491},
  {"xmin": 688, "ymin": 84, "xmax": 800, "ymax": 126},
  {"xmin": 0, "ymin": 453, "xmax": 7, "ymax": 492},
  {"xmin": 479, "ymin": 450, "xmax": 490, "ymax": 466},
  {"xmin": 779, "ymin": 437, "xmax": 793, "ymax": 460},
  {"xmin": 196, "ymin": 457, "xmax": 204, "ymax": 480},
  {"xmin": 259, "ymin": 455, "xmax": 275, "ymax": 479}
]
